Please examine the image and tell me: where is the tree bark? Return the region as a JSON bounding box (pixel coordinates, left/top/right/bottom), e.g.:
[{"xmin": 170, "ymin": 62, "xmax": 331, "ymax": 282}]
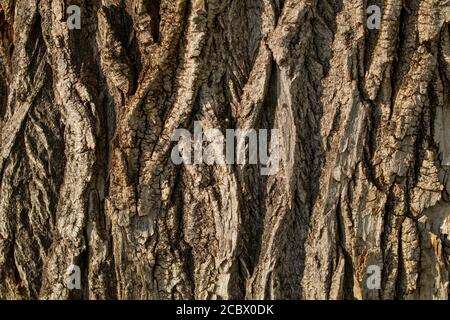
[{"xmin": 0, "ymin": 0, "xmax": 449, "ymax": 300}]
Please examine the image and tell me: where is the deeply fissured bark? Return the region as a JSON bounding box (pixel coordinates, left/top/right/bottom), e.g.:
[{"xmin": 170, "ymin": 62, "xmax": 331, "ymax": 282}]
[{"xmin": 0, "ymin": 0, "xmax": 449, "ymax": 300}]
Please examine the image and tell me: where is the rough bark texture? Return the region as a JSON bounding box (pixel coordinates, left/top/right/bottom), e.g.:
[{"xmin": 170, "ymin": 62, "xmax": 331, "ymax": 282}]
[{"xmin": 0, "ymin": 0, "xmax": 449, "ymax": 300}]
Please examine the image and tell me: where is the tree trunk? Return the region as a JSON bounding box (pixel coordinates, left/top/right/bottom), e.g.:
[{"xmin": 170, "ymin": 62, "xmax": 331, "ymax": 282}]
[{"xmin": 0, "ymin": 0, "xmax": 449, "ymax": 300}]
